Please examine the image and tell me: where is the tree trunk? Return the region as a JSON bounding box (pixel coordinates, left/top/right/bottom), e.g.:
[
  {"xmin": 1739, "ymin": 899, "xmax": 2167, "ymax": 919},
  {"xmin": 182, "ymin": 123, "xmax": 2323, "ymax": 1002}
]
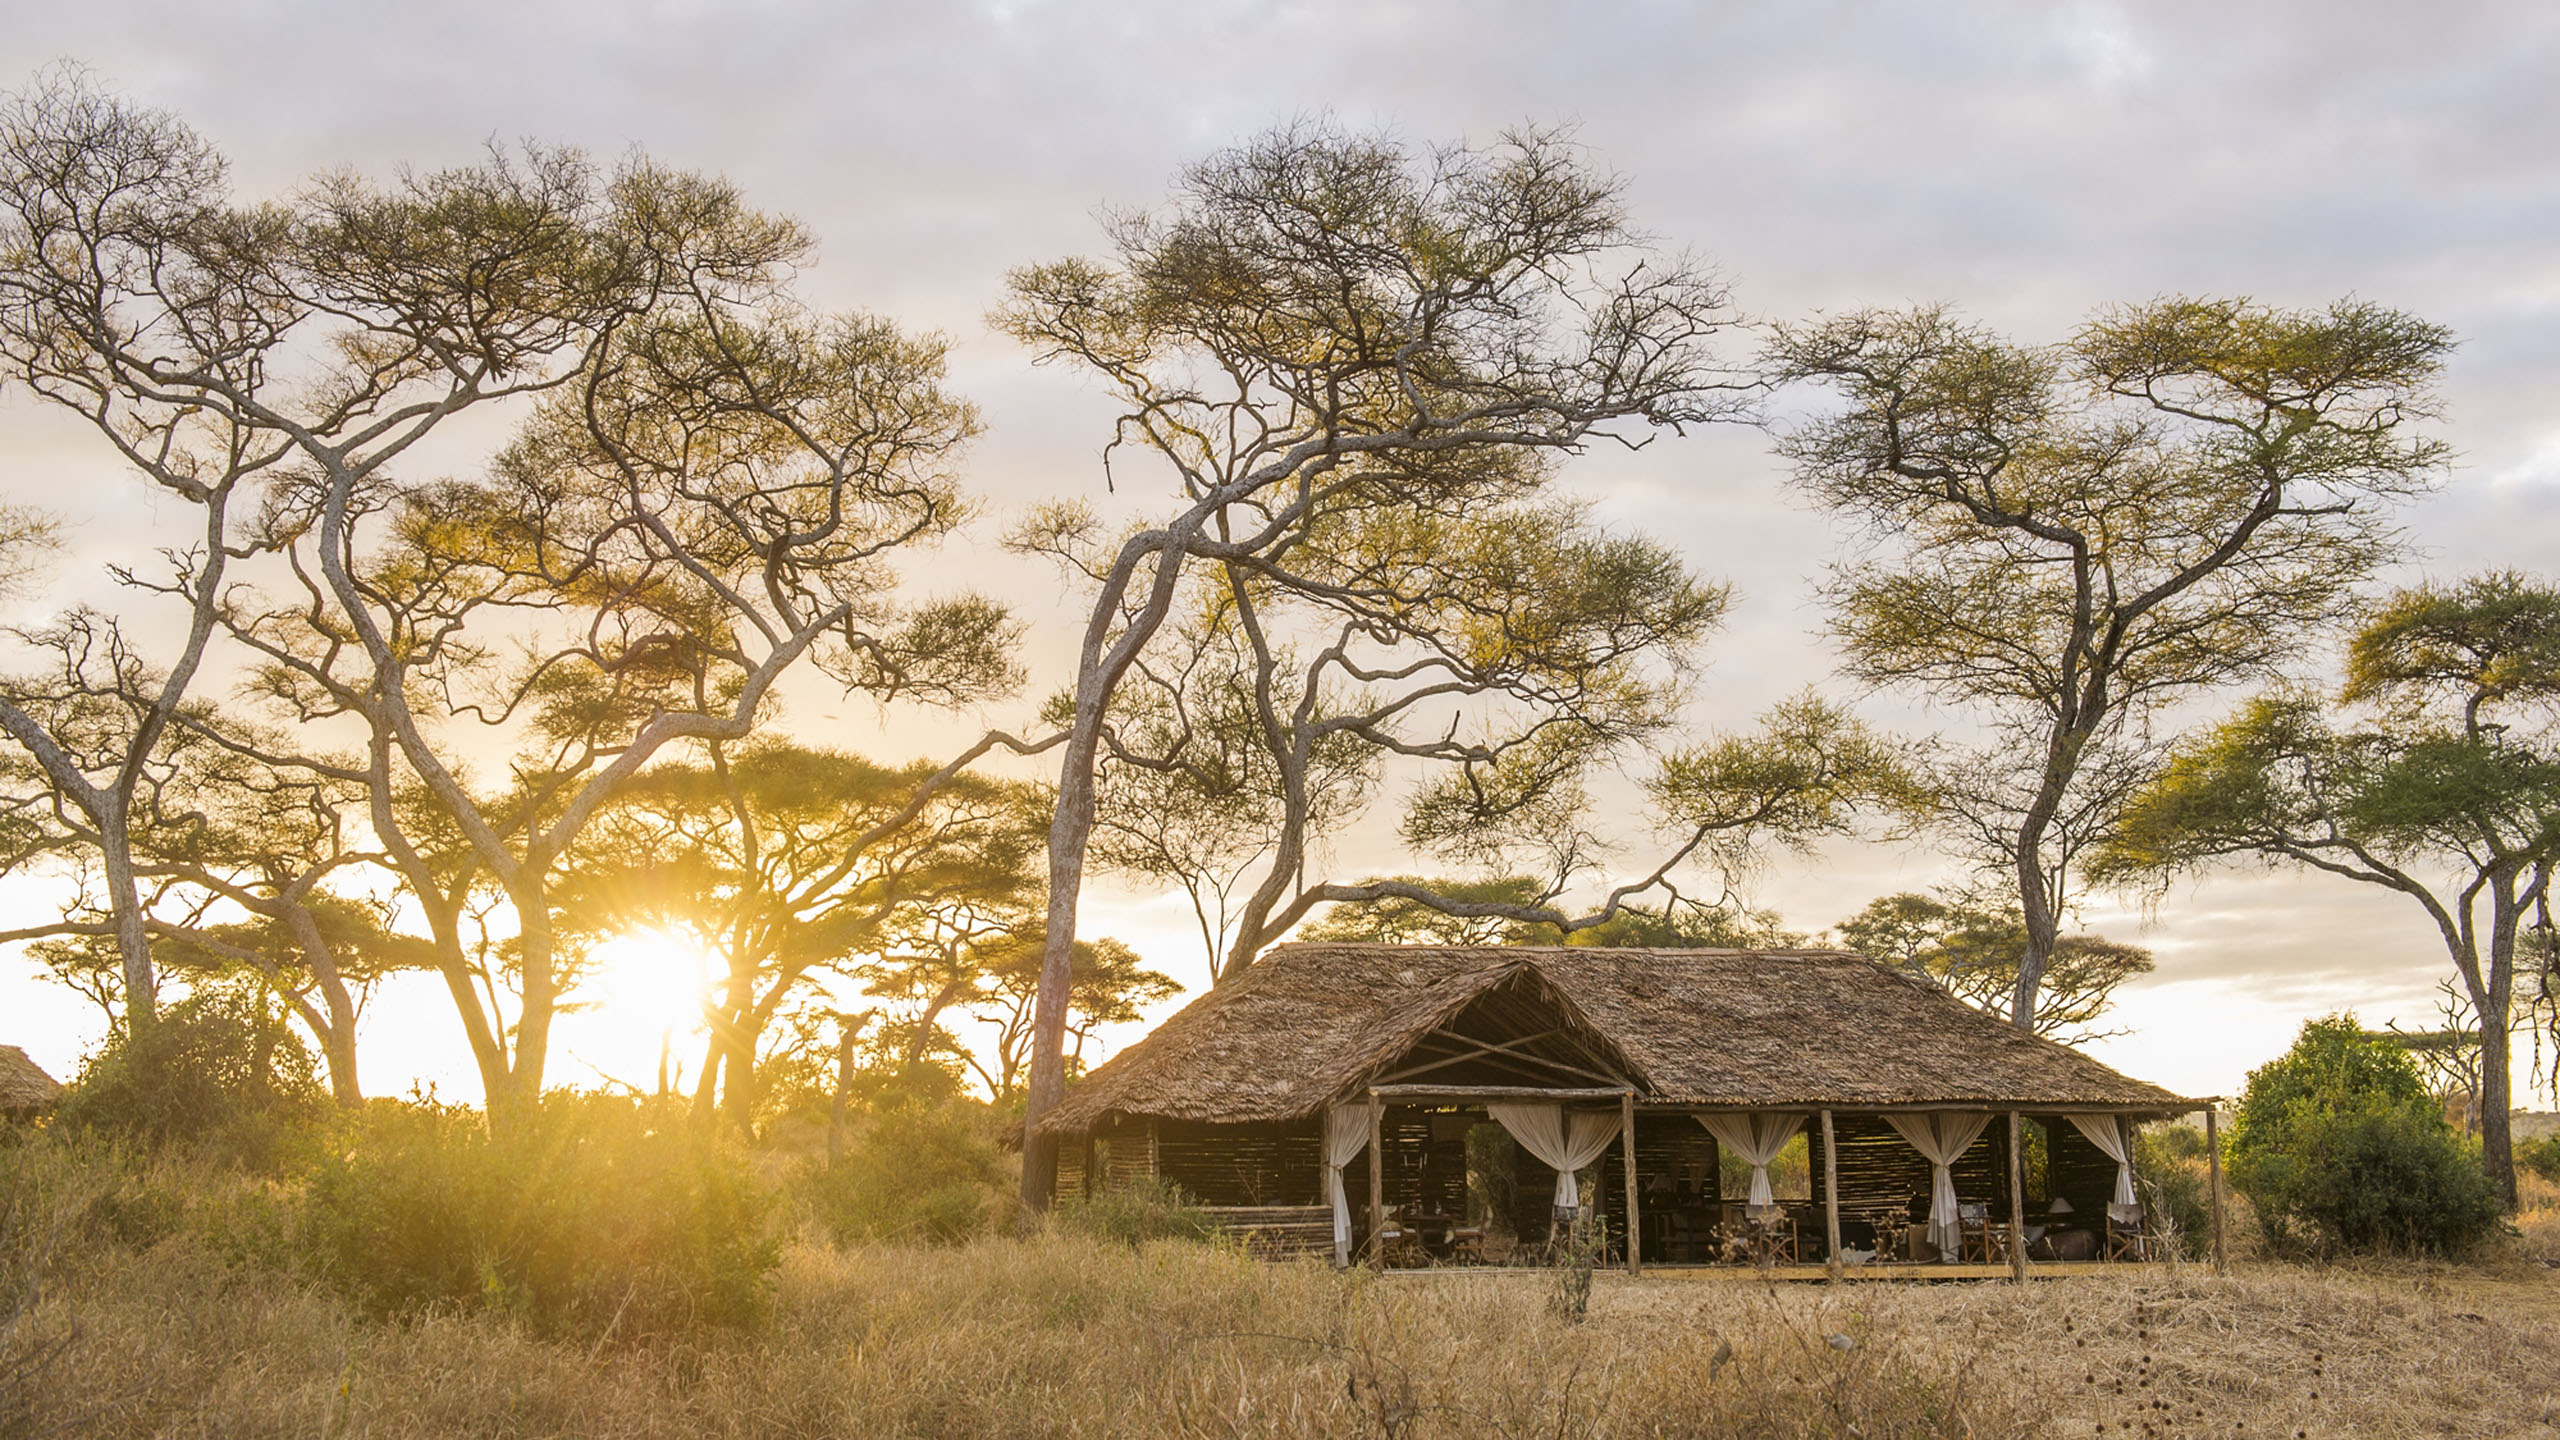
[
  {"xmin": 506, "ymin": 882, "xmax": 559, "ymax": 1117},
  {"xmin": 2479, "ymin": 889, "xmax": 2522, "ymax": 1209},
  {"xmin": 285, "ymin": 907, "xmax": 364, "ymax": 1106},
  {"xmin": 690, "ymin": 1040, "xmax": 724, "ymax": 1124},
  {"xmin": 719, "ymin": 1044, "xmax": 758, "ymax": 1132},
  {"xmin": 902, "ymin": 977, "xmax": 967, "ymax": 1074},
  {"xmin": 1021, "ymin": 524, "xmax": 1201, "ymax": 1216},
  {"xmin": 2480, "ymin": 1017, "xmax": 2516, "ymax": 1208},
  {"xmin": 98, "ymin": 813, "xmax": 157, "ymax": 1034},
  {"xmin": 2006, "ymin": 723, "xmax": 2085, "ymax": 1032}
]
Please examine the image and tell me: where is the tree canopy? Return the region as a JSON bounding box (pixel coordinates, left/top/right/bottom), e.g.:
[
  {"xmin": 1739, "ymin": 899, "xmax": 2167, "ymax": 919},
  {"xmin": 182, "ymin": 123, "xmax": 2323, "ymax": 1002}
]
[
  {"xmin": 2099, "ymin": 572, "xmax": 2560, "ymax": 1202},
  {"xmin": 1773, "ymin": 297, "xmax": 2452, "ymax": 1032}
]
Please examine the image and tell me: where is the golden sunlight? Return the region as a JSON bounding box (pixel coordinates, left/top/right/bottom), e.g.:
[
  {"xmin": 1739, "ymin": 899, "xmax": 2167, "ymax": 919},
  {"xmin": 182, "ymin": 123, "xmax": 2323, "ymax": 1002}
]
[{"xmin": 567, "ymin": 928, "xmax": 715, "ymax": 1092}]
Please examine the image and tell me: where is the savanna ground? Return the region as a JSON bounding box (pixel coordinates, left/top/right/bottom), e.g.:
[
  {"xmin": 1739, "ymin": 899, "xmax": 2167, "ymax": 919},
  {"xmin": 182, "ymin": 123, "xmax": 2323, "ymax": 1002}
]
[{"xmin": 8, "ymin": 1154, "xmax": 2557, "ymax": 1440}]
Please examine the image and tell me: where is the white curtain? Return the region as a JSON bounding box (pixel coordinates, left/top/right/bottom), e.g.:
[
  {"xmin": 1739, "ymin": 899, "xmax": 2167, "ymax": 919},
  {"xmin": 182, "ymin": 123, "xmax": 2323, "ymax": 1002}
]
[
  {"xmin": 1323, "ymin": 1105, "xmax": 1372, "ymax": 1266},
  {"xmin": 1886, "ymin": 1112, "xmax": 1994, "ymax": 1260},
  {"xmin": 1696, "ymin": 1113, "xmax": 1806, "ymax": 1209},
  {"xmin": 1487, "ymin": 1103, "xmax": 1622, "ymax": 1211},
  {"xmin": 2069, "ymin": 1114, "xmax": 2139, "ymax": 1208}
]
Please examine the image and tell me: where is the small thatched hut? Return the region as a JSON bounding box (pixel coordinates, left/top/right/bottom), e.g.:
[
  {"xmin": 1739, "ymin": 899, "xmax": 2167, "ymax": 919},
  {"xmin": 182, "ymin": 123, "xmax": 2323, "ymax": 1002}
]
[
  {"xmin": 1034, "ymin": 943, "xmax": 2213, "ymax": 1272},
  {"xmin": 0, "ymin": 1045, "xmax": 63, "ymax": 1115}
]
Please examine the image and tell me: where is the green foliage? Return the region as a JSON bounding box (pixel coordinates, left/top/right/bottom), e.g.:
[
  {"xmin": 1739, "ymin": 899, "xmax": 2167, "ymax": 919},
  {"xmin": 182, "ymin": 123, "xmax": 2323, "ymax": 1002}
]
[
  {"xmin": 798, "ymin": 1100, "xmax": 1012, "ymax": 1246},
  {"xmin": 2226, "ymin": 1017, "xmax": 2503, "ymax": 1256},
  {"xmin": 967, "ymin": 937, "xmax": 1180, "ymax": 1098},
  {"xmin": 300, "ymin": 1097, "xmax": 777, "ymax": 1337},
  {"xmin": 1051, "ymin": 1174, "xmax": 1218, "ymax": 1248},
  {"xmin": 2516, "ymin": 1131, "xmax": 2560, "ymax": 1184},
  {"xmin": 1300, "ymin": 876, "xmax": 1556, "ymax": 947},
  {"xmin": 54, "ymin": 986, "xmax": 329, "ymax": 1170},
  {"xmin": 1835, "ymin": 891, "xmax": 2154, "ymax": 1036},
  {"xmin": 2132, "ymin": 1126, "xmax": 2214, "ymax": 1260}
]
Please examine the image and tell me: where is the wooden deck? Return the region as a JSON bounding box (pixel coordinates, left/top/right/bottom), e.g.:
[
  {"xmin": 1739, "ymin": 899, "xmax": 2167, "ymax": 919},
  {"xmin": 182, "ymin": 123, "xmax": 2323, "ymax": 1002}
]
[{"xmin": 1376, "ymin": 1260, "xmax": 2168, "ymax": 1282}]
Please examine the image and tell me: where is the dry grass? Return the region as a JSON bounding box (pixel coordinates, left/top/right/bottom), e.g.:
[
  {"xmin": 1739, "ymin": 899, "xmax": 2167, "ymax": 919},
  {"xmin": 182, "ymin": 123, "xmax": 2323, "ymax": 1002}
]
[
  {"xmin": 11, "ymin": 1223, "xmax": 2559, "ymax": 1439},
  {"xmin": 2513, "ymin": 1169, "xmax": 2560, "ymax": 1265}
]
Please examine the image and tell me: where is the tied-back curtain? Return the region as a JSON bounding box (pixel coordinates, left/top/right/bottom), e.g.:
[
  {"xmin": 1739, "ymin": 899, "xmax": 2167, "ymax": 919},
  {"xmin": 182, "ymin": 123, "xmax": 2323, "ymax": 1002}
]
[
  {"xmin": 1323, "ymin": 1105, "xmax": 1372, "ymax": 1266},
  {"xmin": 1696, "ymin": 1113, "xmax": 1806, "ymax": 1209},
  {"xmin": 1885, "ymin": 1112, "xmax": 1993, "ymax": 1260},
  {"xmin": 1487, "ymin": 1103, "xmax": 1621, "ymax": 1211},
  {"xmin": 2068, "ymin": 1114, "xmax": 2139, "ymax": 1208}
]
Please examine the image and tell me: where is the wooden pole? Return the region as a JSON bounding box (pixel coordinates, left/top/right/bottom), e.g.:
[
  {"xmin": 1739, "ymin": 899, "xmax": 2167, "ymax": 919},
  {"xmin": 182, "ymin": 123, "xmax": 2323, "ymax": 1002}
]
[
  {"xmin": 2007, "ymin": 1111, "xmax": 2028, "ymax": 1284},
  {"xmin": 2205, "ymin": 1106, "xmax": 2226, "ymax": 1276},
  {"xmin": 1621, "ymin": 1091, "xmax": 1641, "ymax": 1275},
  {"xmin": 1821, "ymin": 1109, "xmax": 1843, "ymax": 1283},
  {"xmin": 1367, "ymin": 1094, "xmax": 1385, "ymax": 1267}
]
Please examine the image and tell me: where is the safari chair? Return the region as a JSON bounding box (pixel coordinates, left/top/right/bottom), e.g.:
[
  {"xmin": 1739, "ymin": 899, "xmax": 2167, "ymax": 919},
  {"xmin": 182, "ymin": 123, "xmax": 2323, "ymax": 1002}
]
[
  {"xmin": 1745, "ymin": 1204, "xmax": 1799, "ymax": 1265},
  {"xmin": 1958, "ymin": 1203, "xmax": 2010, "ymax": 1264},
  {"xmin": 2104, "ymin": 1202, "xmax": 2148, "ymax": 1262}
]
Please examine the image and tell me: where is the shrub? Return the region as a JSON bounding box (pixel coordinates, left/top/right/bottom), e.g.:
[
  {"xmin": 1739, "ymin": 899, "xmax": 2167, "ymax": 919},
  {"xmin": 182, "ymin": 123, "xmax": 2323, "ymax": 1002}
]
[
  {"xmin": 2227, "ymin": 1015, "xmax": 2504, "ymax": 1257},
  {"xmin": 2517, "ymin": 1131, "xmax": 2560, "ymax": 1184},
  {"xmin": 54, "ymin": 986, "xmax": 329, "ymax": 1170},
  {"xmin": 300, "ymin": 1096, "xmax": 777, "ymax": 1337},
  {"xmin": 2133, "ymin": 1125, "xmax": 2214, "ymax": 1260},
  {"xmin": 1051, "ymin": 1174, "xmax": 1218, "ymax": 1247},
  {"xmin": 797, "ymin": 1099, "xmax": 1011, "ymax": 1246}
]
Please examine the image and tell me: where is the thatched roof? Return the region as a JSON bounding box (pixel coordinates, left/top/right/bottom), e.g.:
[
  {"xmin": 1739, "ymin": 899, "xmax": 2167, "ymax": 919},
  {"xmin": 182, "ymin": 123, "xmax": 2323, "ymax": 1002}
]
[
  {"xmin": 1037, "ymin": 944, "xmax": 2195, "ymax": 1135},
  {"xmin": 0, "ymin": 1046, "xmax": 62, "ymax": 1111}
]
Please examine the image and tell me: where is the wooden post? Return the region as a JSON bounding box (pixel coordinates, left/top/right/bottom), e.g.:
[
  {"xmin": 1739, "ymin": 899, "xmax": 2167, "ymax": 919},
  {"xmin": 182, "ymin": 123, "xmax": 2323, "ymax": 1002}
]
[
  {"xmin": 2205, "ymin": 1106, "xmax": 2226, "ymax": 1276},
  {"xmin": 1821, "ymin": 1109, "xmax": 1843, "ymax": 1283},
  {"xmin": 2007, "ymin": 1111, "xmax": 2028, "ymax": 1284},
  {"xmin": 1621, "ymin": 1091, "xmax": 1641, "ymax": 1275},
  {"xmin": 1367, "ymin": 1093, "xmax": 1385, "ymax": 1267}
]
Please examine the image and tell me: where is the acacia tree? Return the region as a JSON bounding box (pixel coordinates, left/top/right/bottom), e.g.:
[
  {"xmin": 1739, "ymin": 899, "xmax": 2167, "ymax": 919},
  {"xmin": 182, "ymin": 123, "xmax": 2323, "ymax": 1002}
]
[
  {"xmin": 1771, "ymin": 298, "xmax": 2452, "ymax": 1032},
  {"xmin": 0, "ymin": 76, "xmax": 637, "ymax": 1035},
  {"xmin": 965, "ymin": 937, "xmax": 1180, "ymax": 1100},
  {"xmin": 1066, "ymin": 499, "xmax": 1723, "ymax": 981},
  {"xmin": 996, "ymin": 126, "xmax": 1745, "ymax": 1205},
  {"xmin": 1833, "ymin": 890, "xmax": 2153, "ymax": 1039},
  {"xmin": 568, "ymin": 739, "xmax": 1049, "ymax": 1128},
  {"xmin": 1301, "ymin": 878, "xmax": 1802, "ymax": 948},
  {"xmin": 2098, "ymin": 573, "xmax": 2560, "ymax": 1203},
  {"xmin": 209, "ymin": 165, "xmax": 1016, "ymax": 1119}
]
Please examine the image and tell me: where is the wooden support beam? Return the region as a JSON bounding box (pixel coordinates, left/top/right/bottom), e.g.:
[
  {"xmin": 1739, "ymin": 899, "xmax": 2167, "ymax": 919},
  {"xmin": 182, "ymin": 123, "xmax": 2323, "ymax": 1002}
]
[
  {"xmin": 1622, "ymin": 1090, "xmax": 1641, "ymax": 1275},
  {"xmin": 1822, "ymin": 1109, "xmax": 1843, "ymax": 1283},
  {"xmin": 2007, "ymin": 1111, "xmax": 2028, "ymax": 1284},
  {"xmin": 2205, "ymin": 1106, "xmax": 2226, "ymax": 1276},
  {"xmin": 1367, "ymin": 1094, "xmax": 1385, "ymax": 1268},
  {"xmin": 1375, "ymin": 1028, "xmax": 1622, "ymax": 1087},
  {"xmin": 1367, "ymin": 1084, "xmax": 1632, "ymax": 1102}
]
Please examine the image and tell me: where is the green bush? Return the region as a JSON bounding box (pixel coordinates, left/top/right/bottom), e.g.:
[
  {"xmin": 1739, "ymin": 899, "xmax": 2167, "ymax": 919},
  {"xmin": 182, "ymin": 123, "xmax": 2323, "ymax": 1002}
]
[
  {"xmin": 2133, "ymin": 1126, "xmax": 2215, "ymax": 1260},
  {"xmin": 2227, "ymin": 1016, "xmax": 2504, "ymax": 1257},
  {"xmin": 1051, "ymin": 1174, "xmax": 1218, "ymax": 1248},
  {"xmin": 300, "ymin": 1096, "xmax": 777, "ymax": 1337},
  {"xmin": 2517, "ymin": 1131, "xmax": 2560, "ymax": 1184},
  {"xmin": 798, "ymin": 1100, "xmax": 1011, "ymax": 1246},
  {"xmin": 54, "ymin": 987, "xmax": 329, "ymax": 1170}
]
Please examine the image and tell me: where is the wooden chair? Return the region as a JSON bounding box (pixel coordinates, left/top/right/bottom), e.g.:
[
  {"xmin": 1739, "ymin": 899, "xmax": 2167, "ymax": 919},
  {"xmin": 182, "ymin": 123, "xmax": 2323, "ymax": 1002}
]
[
  {"xmin": 2104, "ymin": 1202, "xmax": 2148, "ymax": 1262},
  {"xmin": 1371, "ymin": 1207, "xmax": 1425, "ymax": 1267},
  {"xmin": 1745, "ymin": 1204, "xmax": 1799, "ymax": 1265},
  {"xmin": 1446, "ymin": 1226, "xmax": 1486, "ymax": 1264},
  {"xmin": 1958, "ymin": 1202, "xmax": 2009, "ymax": 1264}
]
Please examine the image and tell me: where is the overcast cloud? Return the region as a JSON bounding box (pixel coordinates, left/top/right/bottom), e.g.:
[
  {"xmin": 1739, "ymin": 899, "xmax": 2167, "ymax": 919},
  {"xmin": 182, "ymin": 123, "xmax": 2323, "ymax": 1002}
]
[{"xmin": 4, "ymin": 0, "xmax": 2557, "ymax": 1104}]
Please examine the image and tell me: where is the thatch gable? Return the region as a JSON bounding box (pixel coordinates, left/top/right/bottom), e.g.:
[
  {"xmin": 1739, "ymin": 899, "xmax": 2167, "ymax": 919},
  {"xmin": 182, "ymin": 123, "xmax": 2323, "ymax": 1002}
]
[
  {"xmin": 0, "ymin": 1045, "xmax": 62, "ymax": 1112},
  {"xmin": 1037, "ymin": 943, "xmax": 2192, "ymax": 1135}
]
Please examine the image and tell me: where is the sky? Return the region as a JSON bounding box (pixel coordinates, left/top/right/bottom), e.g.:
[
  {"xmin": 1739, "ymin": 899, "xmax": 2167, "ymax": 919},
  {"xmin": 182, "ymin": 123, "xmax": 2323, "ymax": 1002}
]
[{"xmin": 3, "ymin": 0, "xmax": 2558, "ymax": 1109}]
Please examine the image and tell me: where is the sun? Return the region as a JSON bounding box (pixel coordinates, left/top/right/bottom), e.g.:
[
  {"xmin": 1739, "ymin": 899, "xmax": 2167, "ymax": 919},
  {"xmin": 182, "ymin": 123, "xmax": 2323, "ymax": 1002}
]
[{"xmin": 570, "ymin": 928, "xmax": 716, "ymax": 1087}]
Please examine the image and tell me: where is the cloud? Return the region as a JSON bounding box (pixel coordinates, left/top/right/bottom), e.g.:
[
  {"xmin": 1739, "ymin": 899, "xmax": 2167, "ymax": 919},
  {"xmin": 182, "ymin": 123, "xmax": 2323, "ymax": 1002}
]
[{"xmin": 2, "ymin": 0, "xmax": 2555, "ymax": 1101}]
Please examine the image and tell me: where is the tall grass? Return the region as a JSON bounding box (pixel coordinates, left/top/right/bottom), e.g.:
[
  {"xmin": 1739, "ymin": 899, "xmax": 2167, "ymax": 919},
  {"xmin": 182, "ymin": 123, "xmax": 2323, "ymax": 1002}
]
[{"xmin": 9, "ymin": 1140, "xmax": 2559, "ymax": 1438}]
